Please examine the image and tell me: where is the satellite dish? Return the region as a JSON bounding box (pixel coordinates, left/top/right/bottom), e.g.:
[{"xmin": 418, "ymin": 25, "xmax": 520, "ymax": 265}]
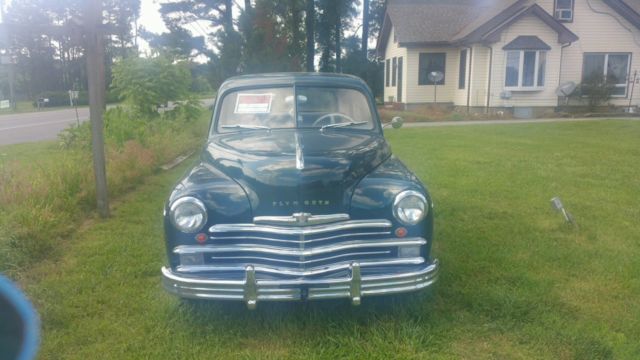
[
  {"xmin": 556, "ymin": 81, "xmax": 577, "ymax": 97},
  {"xmin": 428, "ymin": 71, "xmax": 444, "ymax": 84}
]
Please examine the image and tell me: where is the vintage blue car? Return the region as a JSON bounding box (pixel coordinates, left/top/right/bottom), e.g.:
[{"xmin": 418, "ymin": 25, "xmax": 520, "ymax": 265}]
[{"xmin": 161, "ymin": 73, "xmax": 439, "ymax": 309}]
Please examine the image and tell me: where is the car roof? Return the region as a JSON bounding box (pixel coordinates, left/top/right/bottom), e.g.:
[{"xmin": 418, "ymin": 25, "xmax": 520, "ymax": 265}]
[{"xmin": 218, "ymin": 72, "xmax": 370, "ymax": 93}]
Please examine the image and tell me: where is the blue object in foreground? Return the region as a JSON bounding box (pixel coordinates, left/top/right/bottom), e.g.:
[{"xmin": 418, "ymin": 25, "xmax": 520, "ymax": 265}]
[{"xmin": 0, "ymin": 275, "xmax": 40, "ymax": 360}]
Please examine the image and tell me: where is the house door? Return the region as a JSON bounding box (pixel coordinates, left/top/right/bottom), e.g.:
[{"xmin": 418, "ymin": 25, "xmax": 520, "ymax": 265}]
[{"xmin": 397, "ymin": 57, "xmax": 403, "ymax": 102}]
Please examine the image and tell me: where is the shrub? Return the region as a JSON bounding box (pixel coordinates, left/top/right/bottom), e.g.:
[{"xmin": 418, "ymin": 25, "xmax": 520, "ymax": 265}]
[
  {"xmin": 111, "ymin": 56, "xmax": 191, "ymax": 116},
  {"xmin": 579, "ymin": 73, "xmax": 615, "ymax": 110},
  {"xmin": 1, "ymin": 106, "xmax": 209, "ymax": 272},
  {"xmin": 191, "ymin": 75, "xmax": 213, "ymax": 94}
]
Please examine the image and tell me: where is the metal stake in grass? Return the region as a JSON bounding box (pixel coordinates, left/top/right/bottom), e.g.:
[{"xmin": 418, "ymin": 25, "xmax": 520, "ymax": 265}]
[{"xmin": 551, "ymin": 197, "xmax": 575, "ymax": 226}]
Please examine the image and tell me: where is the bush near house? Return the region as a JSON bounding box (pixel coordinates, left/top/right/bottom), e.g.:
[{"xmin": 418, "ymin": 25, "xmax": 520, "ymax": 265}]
[
  {"xmin": 378, "ymin": 105, "xmax": 513, "ymax": 123},
  {"xmin": 577, "ymin": 73, "xmax": 616, "ymax": 110}
]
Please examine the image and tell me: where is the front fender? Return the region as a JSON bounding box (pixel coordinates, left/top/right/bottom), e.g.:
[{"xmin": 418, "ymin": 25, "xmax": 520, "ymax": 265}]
[
  {"xmin": 350, "ymin": 156, "xmax": 434, "ymax": 257},
  {"xmin": 164, "ymin": 162, "xmax": 253, "ymax": 268}
]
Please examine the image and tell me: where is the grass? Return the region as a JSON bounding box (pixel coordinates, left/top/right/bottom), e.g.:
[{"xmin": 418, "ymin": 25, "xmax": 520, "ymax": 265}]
[
  {"xmin": 16, "ymin": 120, "xmax": 640, "ymax": 359},
  {"xmin": 0, "ymin": 101, "xmax": 83, "ymax": 115},
  {"xmin": 0, "ymin": 108, "xmax": 210, "ymax": 273}
]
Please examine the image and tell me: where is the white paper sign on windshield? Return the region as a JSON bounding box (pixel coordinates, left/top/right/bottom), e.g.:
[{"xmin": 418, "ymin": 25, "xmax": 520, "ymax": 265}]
[{"xmin": 234, "ymin": 93, "xmax": 273, "ymax": 114}]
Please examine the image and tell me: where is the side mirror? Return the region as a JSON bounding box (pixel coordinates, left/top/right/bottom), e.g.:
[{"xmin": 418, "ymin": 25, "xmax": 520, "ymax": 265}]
[
  {"xmin": 384, "ymin": 116, "xmax": 404, "ymax": 129},
  {"xmin": 391, "ymin": 116, "xmax": 404, "ymax": 129},
  {"xmin": 0, "ymin": 276, "xmax": 39, "ymax": 360}
]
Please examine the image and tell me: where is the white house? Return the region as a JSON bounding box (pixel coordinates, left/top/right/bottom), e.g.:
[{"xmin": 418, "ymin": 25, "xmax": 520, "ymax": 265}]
[{"xmin": 376, "ymin": 0, "xmax": 640, "ymax": 112}]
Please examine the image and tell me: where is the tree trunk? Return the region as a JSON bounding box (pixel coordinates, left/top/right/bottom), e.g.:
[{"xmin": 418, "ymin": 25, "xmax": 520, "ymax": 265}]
[
  {"xmin": 244, "ymin": 0, "xmax": 251, "ymax": 11},
  {"xmin": 224, "ymin": 0, "xmax": 234, "ymax": 33},
  {"xmin": 305, "ymin": 0, "xmax": 315, "ymax": 72},
  {"xmin": 362, "ymin": 0, "xmax": 369, "ymax": 61},
  {"xmin": 290, "ymin": 0, "xmax": 303, "ymax": 70},
  {"xmin": 335, "ymin": 18, "xmax": 341, "ymax": 73}
]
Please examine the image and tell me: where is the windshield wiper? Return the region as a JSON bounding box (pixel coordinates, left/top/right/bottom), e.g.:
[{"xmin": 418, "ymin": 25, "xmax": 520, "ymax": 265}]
[
  {"xmin": 320, "ymin": 121, "xmax": 368, "ymax": 131},
  {"xmin": 221, "ymin": 124, "xmax": 271, "ymax": 131}
]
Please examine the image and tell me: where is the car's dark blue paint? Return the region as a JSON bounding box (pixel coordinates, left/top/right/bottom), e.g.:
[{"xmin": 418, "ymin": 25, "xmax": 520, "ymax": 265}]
[
  {"xmin": 203, "ymin": 129, "xmax": 391, "ymax": 216},
  {"xmin": 163, "ymin": 73, "xmax": 435, "ymax": 293}
]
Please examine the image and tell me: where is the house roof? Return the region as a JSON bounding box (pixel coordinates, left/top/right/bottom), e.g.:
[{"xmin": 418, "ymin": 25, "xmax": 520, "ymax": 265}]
[
  {"xmin": 623, "ymin": 0, "xmax": 640, "ymax": 14},
  {"xmin": 377, "ymin": 0, "xmax": 640, "ymax": 56},
  {"xmin": 602, "ymin": 0, "xmax": 640, "ymax": 30},
  {"xmin": 377, "ymin": 0, "xmax": 519, "ymax": 51},
  {"xmin": 503, "ymin": 35, "xmax": 551, "ymax": 50},
  {"xmin": 479, "ymin": 3, "xmax": 579, "ymax": 44}
]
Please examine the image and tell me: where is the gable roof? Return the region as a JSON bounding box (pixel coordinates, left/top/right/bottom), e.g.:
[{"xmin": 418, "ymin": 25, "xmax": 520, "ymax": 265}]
[
  {"xmin": 602, "ymin": 0, "xmax": 640, "ymax": 29},
  {"xmin": 479, "ymin": 3, "xmax": 579, "ymax": 44},
  {"xmin": 377, "ymin": 0, "xmax": 519, "ymax": 53},
  {"xmin": 503, "ymin": 35, "xmax": 551, "ymax": 50},
  {"xmin": 377, "ymin": 0, "xmax": 639, "ymax": 56},
  {"xmin": 623, "ymin": 0, "xmax": 640, "ymax": 14}
]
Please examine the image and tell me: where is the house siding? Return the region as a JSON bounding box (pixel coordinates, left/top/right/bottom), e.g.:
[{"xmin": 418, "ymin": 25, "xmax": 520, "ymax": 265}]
[
  {"xmin": 488, "ymin": 14, "xmax": 564, "ymax": 107},
  {"xmin": 383, "ymin": 27, "xmax": 407, "ymax": 103},
  {"xmin": 469, "ymin": 45, "xmax": 491, "ymax": 107},
  {"xmin": 405, "ymin": 47, "xmax": 460, "ymax": 104},
  {"xmin": 547, "ymin": 0, "xmax": 640, "ymax": 106},
  {"xmin": 453, "ymin": 48, "xmax": 472, "ymax": 107},
  {"xmin": 382, "ymin": 0, "xmax": 640, "ymax": 108}
]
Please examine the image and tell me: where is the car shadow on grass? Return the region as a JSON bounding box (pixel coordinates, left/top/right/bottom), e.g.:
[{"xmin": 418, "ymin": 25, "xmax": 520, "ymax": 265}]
[{"xmin": 177, "ymin": 288, "xmax": 438, "ymax": 325}]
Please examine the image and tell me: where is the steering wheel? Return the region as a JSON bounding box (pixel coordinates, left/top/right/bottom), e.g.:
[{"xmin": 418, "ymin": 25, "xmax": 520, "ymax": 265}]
[{"xmin": 312, "ymin": 113, "xmax": 356, "ymax": 127}]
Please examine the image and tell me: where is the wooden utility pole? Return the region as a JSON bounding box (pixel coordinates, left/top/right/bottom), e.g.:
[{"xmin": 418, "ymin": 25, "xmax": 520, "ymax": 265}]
[
  {"xmin": 305, "ymin": 0, "xmax": 315, "ymax": 72},
  {"xmin": 361, "ymin": 0, "xmax": 369, "ymax": 62},
  {"xmin": 85, "ymin": 0, "xmax": 110, "ymax": 218}
]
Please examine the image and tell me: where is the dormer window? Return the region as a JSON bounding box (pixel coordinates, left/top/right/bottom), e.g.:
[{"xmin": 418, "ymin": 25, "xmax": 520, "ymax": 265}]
[{"xmin": 555, "ymin": 0, "xmax": 574, "ymax": 22}]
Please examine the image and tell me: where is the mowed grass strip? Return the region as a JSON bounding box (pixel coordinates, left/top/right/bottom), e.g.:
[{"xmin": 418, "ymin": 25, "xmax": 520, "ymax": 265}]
[{"xmin": 21, "ymin": 120, "xmax": 640, "ymax": 359}]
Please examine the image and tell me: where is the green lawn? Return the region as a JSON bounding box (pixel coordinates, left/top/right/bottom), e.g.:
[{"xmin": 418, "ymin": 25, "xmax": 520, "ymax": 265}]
[{"xmin": 19, "ymin": 120, "xmax": 640, "ymax": 359}]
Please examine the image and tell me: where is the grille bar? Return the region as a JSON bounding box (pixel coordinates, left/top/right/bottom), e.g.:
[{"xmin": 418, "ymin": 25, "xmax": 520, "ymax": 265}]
[
  {"xmin": 176, "ymin": 257, "xmax": 426, "ymax": 276},
  {"xmin": 209, "ymin": 250, "xmax": 391, "ymax": 265},
  {"xmin": 174, "ymin": 238, "xmax": 425, "ymax": 257},
  {"xmin": 208, "ymin": 231, "xmax": 391, "ymax": 245},
  {"xmin": 208, "ymin": 219, "xmax": 392, "ymax": 236}
]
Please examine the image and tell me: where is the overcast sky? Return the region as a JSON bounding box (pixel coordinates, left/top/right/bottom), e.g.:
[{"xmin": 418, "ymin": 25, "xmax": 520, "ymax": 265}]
[{"xmin": 139, "ymin": 0, "xmax": 169, "ymax": 34}]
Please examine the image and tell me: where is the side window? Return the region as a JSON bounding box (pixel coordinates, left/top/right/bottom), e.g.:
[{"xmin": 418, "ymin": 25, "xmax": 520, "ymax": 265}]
[
  {"xmin": 582, "ymin": 53, "xmax": 630, "ymax": 96},
  {"xmin": 385, "ymin": 59, "xmax": 390, "ymax": 87},
  {"xmin": 418, "ymin": 53, "xmax": 446, "ymax": 85},
  {"xmin": 555, "ymin": 0, "xmax": 574, "ymax": 21},
  {"xmin": 392, "ymin": 57, "xmax": 397, "ymax": 87}
]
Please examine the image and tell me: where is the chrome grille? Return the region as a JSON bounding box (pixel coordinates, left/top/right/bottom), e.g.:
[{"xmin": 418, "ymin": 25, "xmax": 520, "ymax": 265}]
[{"xmin": 173, "ymin": 216, "xmax": 425, "ymax": 276}]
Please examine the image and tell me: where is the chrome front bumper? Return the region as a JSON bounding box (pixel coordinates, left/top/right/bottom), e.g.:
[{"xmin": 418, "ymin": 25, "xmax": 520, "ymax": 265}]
[{"xmin": 161, "ymin": 259, "xmax": 439, "ymax": 309}]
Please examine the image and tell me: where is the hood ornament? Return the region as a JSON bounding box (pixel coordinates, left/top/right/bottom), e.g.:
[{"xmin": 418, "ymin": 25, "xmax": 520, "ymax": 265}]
[
  {"xmin": 293, "ymin": 212, "xmax": 311, "ymax": 224},
  {"xmin": 295, "ymin": 132, "xmax": 304, "ymax": 170}
]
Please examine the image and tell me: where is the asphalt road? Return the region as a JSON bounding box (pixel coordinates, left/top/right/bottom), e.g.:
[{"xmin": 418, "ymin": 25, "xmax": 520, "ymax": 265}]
[
  {"xmin": 0, "ymin": 99, "xmax": 215, "ymax": 146},
  {"xmin": 0, "ymin": 108, "xmax": 90, "ymax": 146}
]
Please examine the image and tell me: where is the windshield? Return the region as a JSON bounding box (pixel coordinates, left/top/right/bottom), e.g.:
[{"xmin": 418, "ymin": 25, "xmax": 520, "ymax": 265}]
[{"xmin": 216, "ymin": 86, "xmax": 376, "ymax": 132}]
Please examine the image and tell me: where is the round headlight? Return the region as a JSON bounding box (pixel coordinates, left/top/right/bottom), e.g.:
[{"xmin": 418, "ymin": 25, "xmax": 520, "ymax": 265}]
[
  {"xmin": 393, "ymin": 190, "xmax": 428, "ymax": 225},
  {"xmin": 169, "ymin": 197, "xmax": 207, "ymax": 233}
]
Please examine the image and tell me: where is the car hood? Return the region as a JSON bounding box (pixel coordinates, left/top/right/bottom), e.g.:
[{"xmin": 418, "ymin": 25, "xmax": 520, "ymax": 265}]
[{"xmin": 203, "ymin": 129, "xmax": 391, "ymax": 216}]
